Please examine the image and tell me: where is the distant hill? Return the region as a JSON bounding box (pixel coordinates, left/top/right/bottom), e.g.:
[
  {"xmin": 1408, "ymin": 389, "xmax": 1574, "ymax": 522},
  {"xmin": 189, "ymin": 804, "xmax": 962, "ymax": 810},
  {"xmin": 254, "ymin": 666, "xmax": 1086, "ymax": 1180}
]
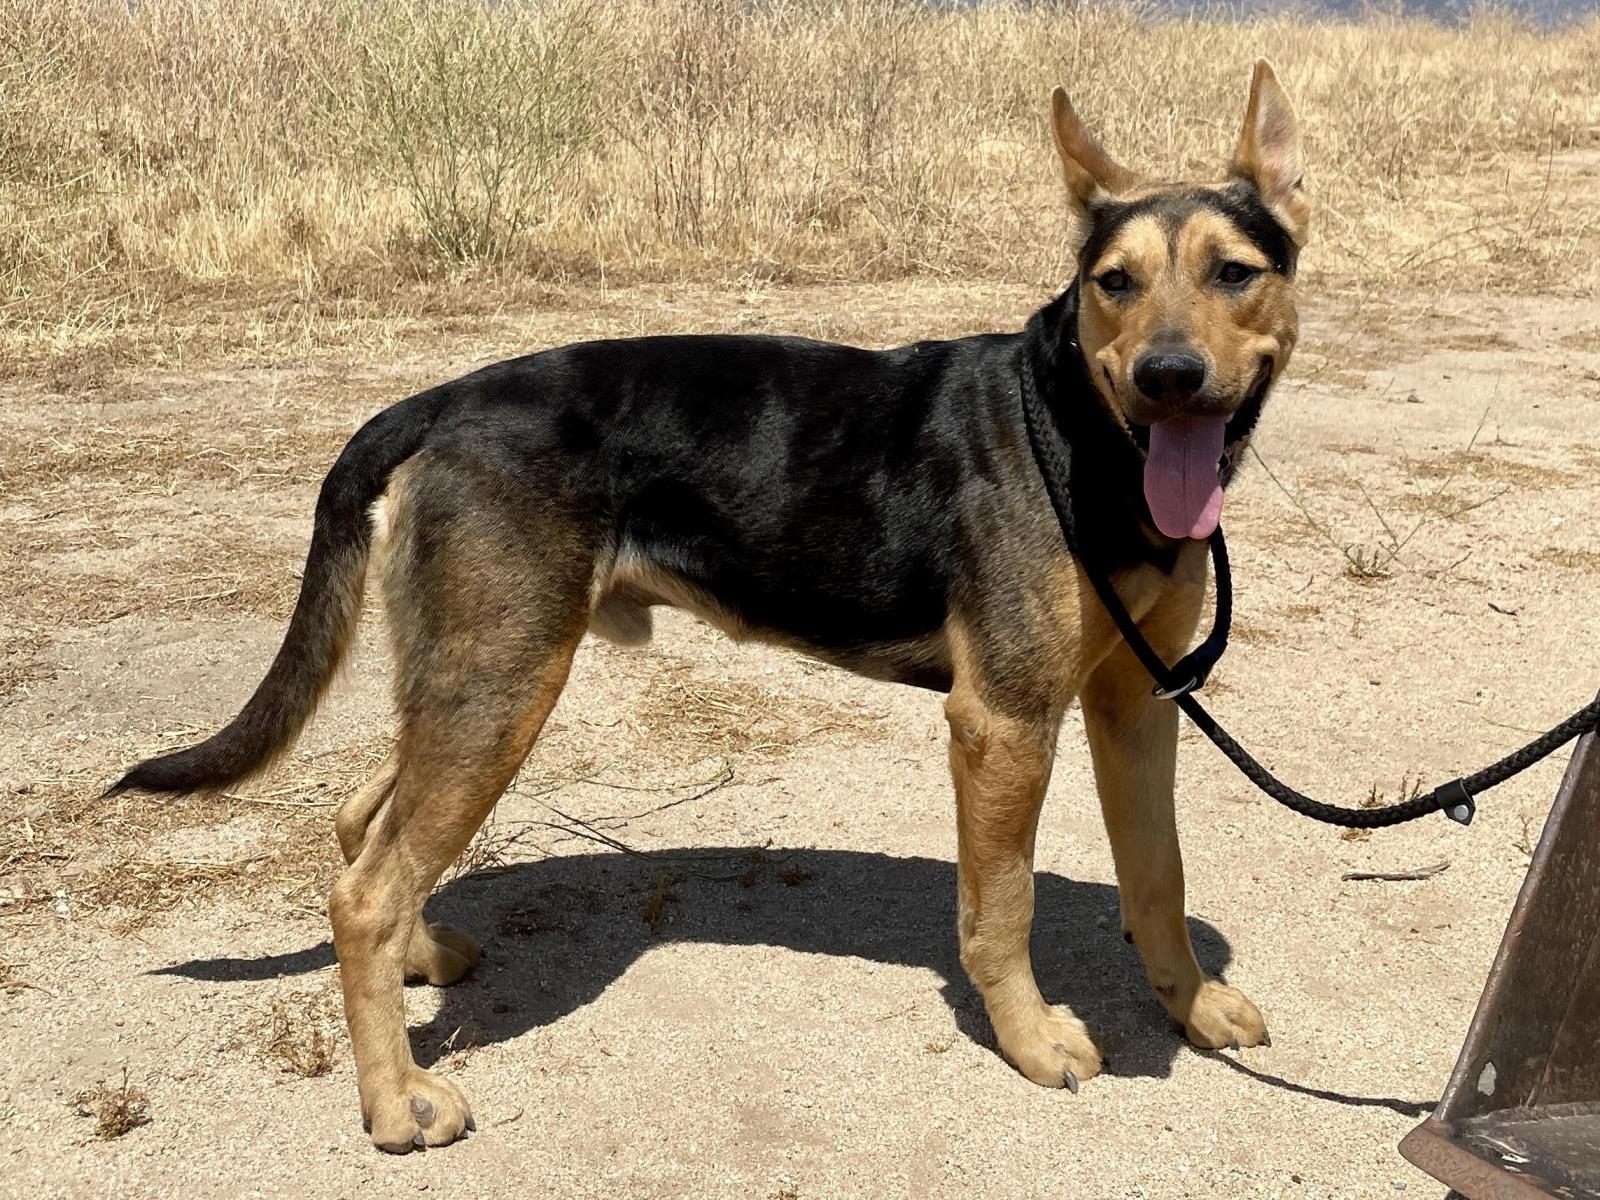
[
  {"xmin": 938, "ymin": 0, "xmax": 1600, "ymax": 26},
  {"xmin": 1149, "ymin": 0, "xmax": 1597, "ymax": 25}
]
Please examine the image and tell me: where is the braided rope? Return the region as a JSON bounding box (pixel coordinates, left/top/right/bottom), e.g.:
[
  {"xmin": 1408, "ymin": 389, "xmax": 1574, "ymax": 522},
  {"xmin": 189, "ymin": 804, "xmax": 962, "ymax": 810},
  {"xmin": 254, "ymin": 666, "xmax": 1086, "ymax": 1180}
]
[{"xmin": 1017, "ymin": 353, "xmax": 1600, "ymax": 828}]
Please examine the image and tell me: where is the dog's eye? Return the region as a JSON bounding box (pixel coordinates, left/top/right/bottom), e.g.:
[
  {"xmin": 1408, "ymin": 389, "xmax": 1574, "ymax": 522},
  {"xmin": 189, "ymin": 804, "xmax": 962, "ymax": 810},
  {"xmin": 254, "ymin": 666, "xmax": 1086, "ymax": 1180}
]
[
  {"xmin": 1217, "ymin": 261, "xmax": 1262, "ymax": 289},
  {"xmin": 1095, "ymin": 268, "xmax": 1132, "ymax": 297}
]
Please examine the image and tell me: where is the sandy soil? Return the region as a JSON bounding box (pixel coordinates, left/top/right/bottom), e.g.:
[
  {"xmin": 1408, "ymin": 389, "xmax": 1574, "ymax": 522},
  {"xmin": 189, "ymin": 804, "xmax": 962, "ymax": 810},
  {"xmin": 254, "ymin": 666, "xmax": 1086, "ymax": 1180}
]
[{"xmin": 2, "ymin": 280, "xmax": 1599, "ymax": 1199}]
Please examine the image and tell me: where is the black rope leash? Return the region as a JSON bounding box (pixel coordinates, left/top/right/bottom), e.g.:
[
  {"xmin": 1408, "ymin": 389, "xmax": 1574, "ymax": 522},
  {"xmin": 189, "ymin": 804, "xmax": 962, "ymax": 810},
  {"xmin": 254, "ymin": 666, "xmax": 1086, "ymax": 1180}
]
[{"xmin": 1019, "ymin": 358, "xmax": 1600, "ymax": 829}]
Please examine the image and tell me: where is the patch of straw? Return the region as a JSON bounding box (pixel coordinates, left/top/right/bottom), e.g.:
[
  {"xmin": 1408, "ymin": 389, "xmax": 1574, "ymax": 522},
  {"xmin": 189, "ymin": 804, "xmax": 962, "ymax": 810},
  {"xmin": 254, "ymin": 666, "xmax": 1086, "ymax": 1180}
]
[{"xmin": 73, "ymin": 1069, "xmax": 151, "ymax": 1140}]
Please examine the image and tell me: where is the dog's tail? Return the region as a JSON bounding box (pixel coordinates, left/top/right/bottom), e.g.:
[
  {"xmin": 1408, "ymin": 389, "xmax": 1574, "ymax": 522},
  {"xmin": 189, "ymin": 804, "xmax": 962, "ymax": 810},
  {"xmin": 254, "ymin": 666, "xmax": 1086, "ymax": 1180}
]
[{"xmin": 107, "ymin": 389, "xmax": 450, "ymax": 799}]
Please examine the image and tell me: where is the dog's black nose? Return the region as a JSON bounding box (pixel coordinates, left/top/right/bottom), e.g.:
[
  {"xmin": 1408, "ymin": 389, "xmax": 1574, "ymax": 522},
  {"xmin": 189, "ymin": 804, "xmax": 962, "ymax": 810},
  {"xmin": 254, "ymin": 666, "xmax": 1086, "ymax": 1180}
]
[{"xmin": 1133, "ymin": 353, "xmax": 1207, "ymax": 403}]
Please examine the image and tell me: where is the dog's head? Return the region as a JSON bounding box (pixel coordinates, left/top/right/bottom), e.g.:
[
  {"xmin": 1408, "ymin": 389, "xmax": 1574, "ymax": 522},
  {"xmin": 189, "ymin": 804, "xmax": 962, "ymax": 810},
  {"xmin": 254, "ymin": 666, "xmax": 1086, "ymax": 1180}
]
[{"xmin": 1050, "ymin": 61, "xmax": 1309, "ymax": 540}]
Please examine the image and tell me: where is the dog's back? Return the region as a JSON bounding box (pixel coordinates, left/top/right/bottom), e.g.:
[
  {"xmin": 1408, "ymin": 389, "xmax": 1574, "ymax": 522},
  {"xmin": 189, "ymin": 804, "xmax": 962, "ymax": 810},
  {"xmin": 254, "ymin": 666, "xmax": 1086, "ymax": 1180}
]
[{"xmin": 404, "ymin": 330, "xmax": 1025, "ymax": 680}]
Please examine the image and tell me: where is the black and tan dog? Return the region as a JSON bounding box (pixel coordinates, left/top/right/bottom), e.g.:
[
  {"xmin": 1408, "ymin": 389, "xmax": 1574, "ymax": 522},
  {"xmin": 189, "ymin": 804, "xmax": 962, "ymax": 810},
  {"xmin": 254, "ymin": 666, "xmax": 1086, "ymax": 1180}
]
[{"xmin": 112, "ymin": 61, "xmax": 1309, "ymax": 1152}]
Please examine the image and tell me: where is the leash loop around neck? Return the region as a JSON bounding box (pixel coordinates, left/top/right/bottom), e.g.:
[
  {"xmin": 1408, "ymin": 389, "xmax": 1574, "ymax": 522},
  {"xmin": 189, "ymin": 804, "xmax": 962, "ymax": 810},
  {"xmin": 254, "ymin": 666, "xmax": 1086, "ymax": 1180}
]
[{"xmin": 1017, "ymin": 353, "xmax": 1600, "ymax": 830}]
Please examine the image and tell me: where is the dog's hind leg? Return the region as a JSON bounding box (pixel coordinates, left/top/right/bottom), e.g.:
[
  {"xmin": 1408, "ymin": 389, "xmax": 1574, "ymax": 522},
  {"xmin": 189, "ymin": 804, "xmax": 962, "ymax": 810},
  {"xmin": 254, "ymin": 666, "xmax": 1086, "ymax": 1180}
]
[
  {"xmin": 945, "ymin": 672, "xmax": 1101, "ymax": 1090},
  {"xmin": 332, "ymin": 644, "xmax": 576, "ymax": 1151},
  {"xmin": 329, "ymin": 451, "xmax": 592, "ymax": 1151},
  {"xmin": 334, "ymin": 749, "xmax": 398, "ymax": 866},
  {"xmin": 1081, "ymin": 590, "xmax": 1268, "ymax": 1052},
  {"xmin": 335, "ymin": 748, "xmax": 480, "ymax": 987}
]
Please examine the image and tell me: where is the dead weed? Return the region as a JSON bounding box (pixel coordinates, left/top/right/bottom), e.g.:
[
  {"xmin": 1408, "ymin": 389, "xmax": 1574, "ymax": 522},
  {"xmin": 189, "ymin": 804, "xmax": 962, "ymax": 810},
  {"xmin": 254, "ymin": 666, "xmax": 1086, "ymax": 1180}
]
[
  {"xmin": 642, "ymin": 871, "xmax": 678, "ymax": 933},
  {"xmin": 1535, "ymin": 546, "xmax": 1600, "ymax": 573},
  {"xmin": 73, "ymin": 1069, "xmax": 151, "ymax": 1140},
  {"xmin": 260, "ymin": 988, "xmax": 341, "ymax": 1078},
  {"xmin": 1340, "ymin": 774, "xmax": 1425, "ymax": 842}
]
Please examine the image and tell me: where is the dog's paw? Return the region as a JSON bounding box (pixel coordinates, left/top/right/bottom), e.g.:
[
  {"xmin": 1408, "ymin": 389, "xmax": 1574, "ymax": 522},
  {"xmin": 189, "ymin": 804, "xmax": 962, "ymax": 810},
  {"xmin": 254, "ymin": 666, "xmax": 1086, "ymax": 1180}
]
[
  {"xmin": 1180, "ymin": 980, "xmax": 1267, "ymax": 1051},
  {"xmin": 404, "ymin": 921, "xmax": 481, "ymax": 987},
  {"xmin": 365, "ymin": 1068, "xmax": 475, "ymax": 1153},
  {"xmin": 995, "ymin": 1004, "xmax": 1103, "ymax": 1091}
]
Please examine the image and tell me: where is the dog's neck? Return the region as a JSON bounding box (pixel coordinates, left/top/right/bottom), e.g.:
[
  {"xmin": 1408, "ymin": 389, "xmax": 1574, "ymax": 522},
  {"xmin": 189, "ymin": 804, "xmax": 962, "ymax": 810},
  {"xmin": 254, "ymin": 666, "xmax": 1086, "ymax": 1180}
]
[{"xmin": 1020, "ymin": 283, "xmax": 1179, "ymax": 573}]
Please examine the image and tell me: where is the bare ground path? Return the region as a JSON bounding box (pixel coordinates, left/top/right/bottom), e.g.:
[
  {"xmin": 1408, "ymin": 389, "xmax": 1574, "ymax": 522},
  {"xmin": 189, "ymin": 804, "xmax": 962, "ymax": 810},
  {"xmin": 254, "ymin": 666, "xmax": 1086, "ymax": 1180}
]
[{"xmin": 3, "ymin": 282, "xmax": 1599, "ymax": 1198}]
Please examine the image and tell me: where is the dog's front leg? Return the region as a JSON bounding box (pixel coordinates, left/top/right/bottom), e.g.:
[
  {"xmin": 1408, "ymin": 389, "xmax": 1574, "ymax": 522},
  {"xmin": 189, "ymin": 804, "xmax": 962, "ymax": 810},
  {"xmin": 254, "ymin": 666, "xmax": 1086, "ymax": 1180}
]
[
  {"xmin": 946, "ymin": 684, "xmax": 1101, "ymax": 1090},
  {"xmin": 1081, "ymin": 639, "xmax": 1268, "ymax": 1051}
]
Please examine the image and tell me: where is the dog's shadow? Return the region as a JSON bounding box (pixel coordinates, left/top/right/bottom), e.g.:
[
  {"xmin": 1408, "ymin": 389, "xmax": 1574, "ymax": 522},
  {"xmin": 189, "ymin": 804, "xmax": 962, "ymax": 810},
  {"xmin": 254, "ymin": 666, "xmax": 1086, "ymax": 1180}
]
[
  {"xmin": 157, "ymin": 847, "xmax": 1233, "ymax": 1081},
  {"xmin": 160, "ymin": 846, "xmax": 1436, "ymax": 1114}
]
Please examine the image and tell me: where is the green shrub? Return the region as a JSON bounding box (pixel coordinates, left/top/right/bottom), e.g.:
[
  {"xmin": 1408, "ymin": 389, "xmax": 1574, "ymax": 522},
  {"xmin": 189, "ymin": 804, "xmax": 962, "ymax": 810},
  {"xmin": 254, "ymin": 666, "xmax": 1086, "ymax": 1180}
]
[{"xmin": 359, "ymin": 1, "xmax": 605, "ymax": 263}]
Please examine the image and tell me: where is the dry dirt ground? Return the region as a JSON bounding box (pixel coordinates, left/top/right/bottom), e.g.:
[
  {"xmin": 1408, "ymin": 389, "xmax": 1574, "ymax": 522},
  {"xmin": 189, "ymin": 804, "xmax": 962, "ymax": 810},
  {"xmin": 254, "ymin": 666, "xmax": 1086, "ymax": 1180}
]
[{"xmin": 2, "ymin": 276, "xmax": 1599, "ymax": 1199}]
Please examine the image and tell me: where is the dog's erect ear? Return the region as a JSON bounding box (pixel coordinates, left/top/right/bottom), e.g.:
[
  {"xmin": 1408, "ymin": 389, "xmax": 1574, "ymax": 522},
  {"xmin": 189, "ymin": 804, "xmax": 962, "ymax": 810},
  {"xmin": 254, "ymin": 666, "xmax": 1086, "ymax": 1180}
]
[
  {"xmin": 1230, "ymin": 59, "xmax": 1310, "ymax": 245},
  {"xmin": 1050, "ymin": 87, "xmax": 1137, "ymax": 247}
]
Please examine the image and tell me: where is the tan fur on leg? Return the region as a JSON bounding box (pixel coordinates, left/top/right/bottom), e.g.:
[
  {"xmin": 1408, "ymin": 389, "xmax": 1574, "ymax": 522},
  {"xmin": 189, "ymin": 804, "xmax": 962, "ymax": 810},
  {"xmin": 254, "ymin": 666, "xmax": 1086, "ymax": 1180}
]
[
  {"xmin": 332, "ymin": 644, "xmax": 577, "ymax": 1151},
  {"xmin": 334, "ymin": 747, "xmax": 481, "ymax": 987},
  {"xmin": 335, "ymin": 749, "xmax": 398, "ymax": 865},
  {"xmin": 1081, "ymin": 575, "xmax": 1267, "ymax": 1051},
  {"xmin": 333, "ymin": 448, "xmax": 596, "ymax": 1152},
  {"xmin": 945, "ymin": 673, "xmax": 1100, "ymax": 1089}
]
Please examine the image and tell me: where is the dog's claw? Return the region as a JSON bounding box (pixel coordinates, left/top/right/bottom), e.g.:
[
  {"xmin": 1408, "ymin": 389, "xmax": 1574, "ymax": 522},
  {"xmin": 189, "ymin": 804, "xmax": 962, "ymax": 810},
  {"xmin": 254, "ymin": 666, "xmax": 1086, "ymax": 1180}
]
[
  {"xmin": 1228, "ymin": 1038, "xmax": 1240, "ymax": 1052},
  {"xmin": 1261, "ymin": 1031, "xmax": 1272, "ymax": 1048},
  {"xmin": 412, "ymin": 1133, "xmax": 426, "ymax": 1150},
  {"xmin": 465, "ymin": 1114, "xmax": 477, "ymax": 1133},
  {"xmin": 1064, "ymin": 1070, "xmax": 1079, "ymax": 1095},
  {"xmin": 1123, "ymin": 930, "xmax": 1134, "ymax": 944}
]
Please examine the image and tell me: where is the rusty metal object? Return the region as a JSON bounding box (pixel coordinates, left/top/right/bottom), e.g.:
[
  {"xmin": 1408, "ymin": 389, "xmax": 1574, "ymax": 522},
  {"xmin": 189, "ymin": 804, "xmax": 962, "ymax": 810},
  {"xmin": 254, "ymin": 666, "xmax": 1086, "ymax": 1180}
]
[{"xmin": 1401, "ymin": 700, "xmax": 1600, "ymax": 1198}]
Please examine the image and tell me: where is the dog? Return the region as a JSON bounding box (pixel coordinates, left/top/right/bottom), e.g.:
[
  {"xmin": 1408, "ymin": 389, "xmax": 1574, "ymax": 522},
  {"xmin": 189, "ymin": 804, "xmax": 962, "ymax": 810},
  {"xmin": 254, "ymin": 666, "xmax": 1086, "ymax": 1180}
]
[{"xmin": 111, "ymin": 60, "xmax": 1309, "ymax": 1152}]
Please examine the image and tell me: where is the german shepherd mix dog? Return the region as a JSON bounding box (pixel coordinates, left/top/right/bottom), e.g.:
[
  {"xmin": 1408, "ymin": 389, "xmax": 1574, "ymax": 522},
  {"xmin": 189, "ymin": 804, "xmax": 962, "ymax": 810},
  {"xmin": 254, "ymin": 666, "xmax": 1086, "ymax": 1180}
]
[{"xmin": 112, "ymin": 62, "xmax": 1309, "ymax": 1151}]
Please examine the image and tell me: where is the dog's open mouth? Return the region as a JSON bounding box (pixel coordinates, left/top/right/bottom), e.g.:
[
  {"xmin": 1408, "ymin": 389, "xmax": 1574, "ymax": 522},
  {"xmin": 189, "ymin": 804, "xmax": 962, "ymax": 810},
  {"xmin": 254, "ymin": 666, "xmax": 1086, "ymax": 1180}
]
[
  {"xmin": 1132, "ymin": 359, "xmax": 1273, "ymax": 541},
  {"xmin": 1143, "ymin": 417, "xmax": 1227, "ymax": 539}
]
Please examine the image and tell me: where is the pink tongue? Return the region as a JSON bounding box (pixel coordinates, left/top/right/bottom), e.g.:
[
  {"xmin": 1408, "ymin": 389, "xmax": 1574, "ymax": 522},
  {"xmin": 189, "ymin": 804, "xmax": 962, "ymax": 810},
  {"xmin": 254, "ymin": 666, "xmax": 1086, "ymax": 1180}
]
[{"xmin": 1143, "ymin": 417, "xmax": 1227, "ymax": 540}]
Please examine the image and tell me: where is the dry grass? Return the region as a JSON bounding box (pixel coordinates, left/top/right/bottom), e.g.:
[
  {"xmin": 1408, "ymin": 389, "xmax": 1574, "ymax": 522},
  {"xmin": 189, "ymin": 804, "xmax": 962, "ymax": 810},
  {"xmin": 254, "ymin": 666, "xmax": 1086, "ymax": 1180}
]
[
  {"xmin": 1340, "ymin": 773, "xmax": 1425, "ymax": 842},
  {"xmin": 1515, "ymin": 812, "xmax": 1540, "ymax": 858},
  {"xmin": 1535, "ymin": 546, "xmax": 1600, "ymax": 572},
  {"xmin": 636, "ymin": 658, "xmax": 886, "ymax": 759},
  {"xmin": 2, "ymin": 1, "xmax": 1598, "ymax": 375},
  {"xmin": 74, "ymin": 854, "xmax": 274, "ymax": 932},
  {"xmin": 1250, "ymin": 403, "xmax": 1526, "ymax": 582},
  {"xmin": 1557, "ymin": 329, "xmax": 1600, "ymax": 352},
  {"xmin": 260, "ymin": 989, "xmax": 341, "ymax": 1078},
  {"xmin": 0, "ymin": 628, "xmax": 52, "ymax": 707},
  {"xmin": 1409, "ymin": 448, "xmax": 1586, "ymax": 492},
  {"xmin": 498, "ymin": 882, "xmax": 605, "ymax": 938},
  {"xmin": 439, "ymin": 1019, "xmax": 483, "ymax": 1073},
  {"xmin": 0, "ymin": 958, "xmax": 27, "ymax": 993},
  {"xmin": 642, "ymin": 870, "xmax": 679, "ymax": 933},
  {"xmin": 2, "ymin": 420, "xmax": 329, "ymax": 496},
  {"xmin": 0, "ymin": 384, "xmax": 353, "ymax": 646},
  {"xmin": 447, "ymin": 750, "xmax": 750, "ymax": 884},
  {"xmin": 2, "ymin": 750, "xmax": 369, "ymax": 932},
  {"xmin": 72, "ymin": 1069, "xmax": 151, "ymax": 1140}
]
